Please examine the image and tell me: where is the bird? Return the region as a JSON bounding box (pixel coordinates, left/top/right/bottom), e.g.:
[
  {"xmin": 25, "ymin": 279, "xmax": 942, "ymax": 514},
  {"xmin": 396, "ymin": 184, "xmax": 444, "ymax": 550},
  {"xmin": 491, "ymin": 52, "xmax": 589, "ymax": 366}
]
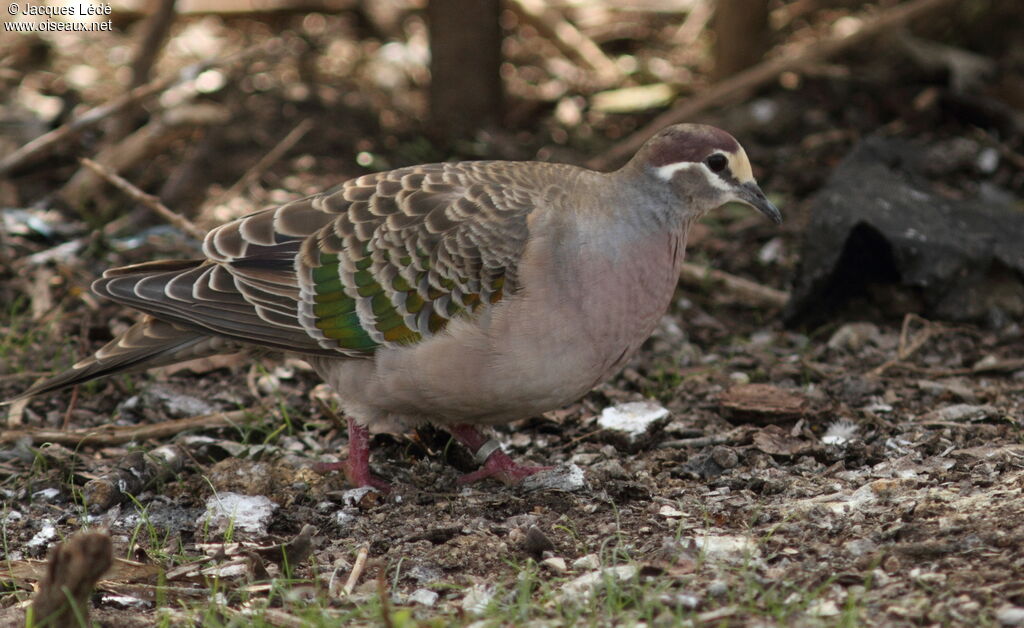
[{"xmin": 12, "ymin": 124, "xmax": 781, "ymax": 491}]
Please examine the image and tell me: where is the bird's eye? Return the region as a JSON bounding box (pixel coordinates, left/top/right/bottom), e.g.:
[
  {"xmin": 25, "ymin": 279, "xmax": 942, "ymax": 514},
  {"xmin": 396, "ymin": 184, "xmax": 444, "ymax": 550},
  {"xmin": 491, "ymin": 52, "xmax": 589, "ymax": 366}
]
[{"xmin": 705, "ymin": 154, "xmax": 728, "ymax": 173}]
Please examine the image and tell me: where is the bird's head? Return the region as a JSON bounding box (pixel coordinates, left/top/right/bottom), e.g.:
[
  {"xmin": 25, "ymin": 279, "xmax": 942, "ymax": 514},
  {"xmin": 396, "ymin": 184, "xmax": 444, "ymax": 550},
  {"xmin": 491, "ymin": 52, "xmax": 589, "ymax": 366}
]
[{"xmin": 631, "ymin": 123, "xmax": 782, "ymax": 224}]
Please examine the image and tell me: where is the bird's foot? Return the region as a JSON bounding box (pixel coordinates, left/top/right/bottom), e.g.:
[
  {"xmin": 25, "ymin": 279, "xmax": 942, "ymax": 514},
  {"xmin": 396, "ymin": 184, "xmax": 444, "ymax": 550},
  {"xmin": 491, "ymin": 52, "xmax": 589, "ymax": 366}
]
[
  {"xmin": 456, "ymin": 448, "xmax": 552, "ymax": 486},
  {"xmin": 448, "ymin": 424, "xmax": 551, "ymax": 486},
  {"xmin": 313, "ymin": 417, "xmax": 391, "ymax": 492},
  {"xmin": 313, "ymin": 460, "xmax": 392, "ymax": 493}
]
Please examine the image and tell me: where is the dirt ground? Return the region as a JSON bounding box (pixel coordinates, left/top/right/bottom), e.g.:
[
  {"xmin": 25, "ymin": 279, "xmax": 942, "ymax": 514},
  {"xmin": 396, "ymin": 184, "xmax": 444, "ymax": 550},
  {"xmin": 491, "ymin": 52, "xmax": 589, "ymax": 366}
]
[{"xmin": 1, "ymin": 1, "xmax": 1023, "ymax": 626}]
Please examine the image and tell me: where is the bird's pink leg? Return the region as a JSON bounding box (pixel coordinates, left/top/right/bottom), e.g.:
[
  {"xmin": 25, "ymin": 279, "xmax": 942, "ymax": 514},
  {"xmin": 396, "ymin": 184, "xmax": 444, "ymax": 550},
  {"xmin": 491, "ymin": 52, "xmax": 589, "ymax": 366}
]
[
  {"xmin": 314, "ymin": 417, "xmax": 391, "ymax": 492},
  {"xmin": 447, "ymin": 424, "xmax": 551, "ymax": 485}
]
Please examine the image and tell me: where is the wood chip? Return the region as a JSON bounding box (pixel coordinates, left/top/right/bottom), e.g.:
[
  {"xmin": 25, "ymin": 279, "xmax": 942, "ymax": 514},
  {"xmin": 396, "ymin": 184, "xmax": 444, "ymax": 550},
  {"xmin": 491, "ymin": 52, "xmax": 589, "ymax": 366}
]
[
  {"xmin": 752, "ymin": 425, "xmax": 812, "ymax": 456},
  {"xmin": 718, "ymin": 384, "xmax": 808, "ymax": 424}
]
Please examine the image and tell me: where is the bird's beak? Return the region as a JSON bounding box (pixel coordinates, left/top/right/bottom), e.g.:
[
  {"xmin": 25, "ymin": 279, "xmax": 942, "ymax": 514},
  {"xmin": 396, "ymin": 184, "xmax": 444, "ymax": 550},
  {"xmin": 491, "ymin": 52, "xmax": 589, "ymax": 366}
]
[{"xmin": 736, "ymin": 181, "xmax": 782, "ymax": 224}]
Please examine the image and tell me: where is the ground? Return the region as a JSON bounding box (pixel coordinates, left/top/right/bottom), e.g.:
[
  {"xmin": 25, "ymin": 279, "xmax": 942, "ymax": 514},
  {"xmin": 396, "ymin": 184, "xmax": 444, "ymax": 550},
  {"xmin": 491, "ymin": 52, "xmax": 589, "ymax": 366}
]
[{"xmin": 1, "ymin": 2, "xmax": 1023, "ymax": 626}]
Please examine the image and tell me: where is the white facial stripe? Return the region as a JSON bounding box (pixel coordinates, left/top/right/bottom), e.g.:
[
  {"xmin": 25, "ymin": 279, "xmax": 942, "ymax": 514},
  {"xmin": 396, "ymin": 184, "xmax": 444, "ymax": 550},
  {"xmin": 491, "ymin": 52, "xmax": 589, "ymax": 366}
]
[{"xmin": 653, "ymin": 161, "xmax": 733, "ymax": 193}]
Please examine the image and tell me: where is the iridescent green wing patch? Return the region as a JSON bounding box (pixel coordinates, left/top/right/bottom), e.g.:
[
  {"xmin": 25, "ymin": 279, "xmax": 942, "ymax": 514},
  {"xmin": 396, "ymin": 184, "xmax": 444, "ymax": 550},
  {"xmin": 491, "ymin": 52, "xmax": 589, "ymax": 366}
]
[{"xmin": 311, "ymin": 253, "xmax": 378, "ymax": 351}]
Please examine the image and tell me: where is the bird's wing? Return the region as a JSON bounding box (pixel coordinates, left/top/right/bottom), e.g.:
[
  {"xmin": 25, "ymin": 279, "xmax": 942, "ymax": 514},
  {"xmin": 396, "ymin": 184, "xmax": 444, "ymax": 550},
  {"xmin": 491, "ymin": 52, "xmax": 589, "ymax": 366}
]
[{"xmin": 97, "ymin": 161, "xmax": 567, "ymax": 357}]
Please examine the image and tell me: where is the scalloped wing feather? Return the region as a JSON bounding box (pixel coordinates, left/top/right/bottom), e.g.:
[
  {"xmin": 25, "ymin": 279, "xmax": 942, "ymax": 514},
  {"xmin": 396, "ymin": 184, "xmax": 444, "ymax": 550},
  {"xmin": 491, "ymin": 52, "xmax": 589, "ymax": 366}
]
[
  {"xmin": 293, "ymin": 161, "xmax": 562, "ymax": 353},
  {"xmin": 94, "ymin": 161, "xmax": 578, "ymax": 359}
]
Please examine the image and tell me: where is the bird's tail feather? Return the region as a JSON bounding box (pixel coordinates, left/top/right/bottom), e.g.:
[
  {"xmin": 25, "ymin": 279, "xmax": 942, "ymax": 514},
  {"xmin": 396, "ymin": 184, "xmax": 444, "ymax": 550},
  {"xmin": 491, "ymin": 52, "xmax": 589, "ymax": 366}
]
[{"xmin": 6, "ymin": 317, "xmax": 229, "ymax": 402}]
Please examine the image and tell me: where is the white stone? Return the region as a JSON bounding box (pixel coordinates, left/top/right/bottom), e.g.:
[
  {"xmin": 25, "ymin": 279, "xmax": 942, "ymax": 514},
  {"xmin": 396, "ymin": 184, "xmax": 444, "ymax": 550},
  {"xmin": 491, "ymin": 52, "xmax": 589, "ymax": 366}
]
[
  {"xmin": 521, "ymin": 464, "xmax": 586, "ymax": 493},
  {"xmin": 408, "ymin": 588, "xmax": 439, "ymax": 607},
  {"xmin": 341, "ymin": 486, "xmax": 378, "ymax": 506},
  {"xmin": 572, "ymin": 554, "xmax": 600, "ymax": 571},
  {"xmin": 540, "ymin": 557, "xmax": 568, "ymax": 574},
  {"xmin": 559, "ymin": 565, "xmax": 638, "ymax": 603},
  {"xmin": 598, "ymin": 401, "xmax": 669, "ymax": 439},
  {"xmin": 691, "ymin": 534, "xmax": 759, "ymax": 563},
  {"xmin": 807, "ymin": 599, "xmax": 841, "ymax": 617},
  {"xmin": 32, "ymin": 488, "xmax": 60, "ymax": 502},
  {"xmin": 728, "ymin": 371, "xmax": 750, "ymax": 385},
  {"xmin": 26, "ymin": 519, "xmax": 56, "ymax": 550},
  {"xmin": 462, "ymin": 584, "xmax": 495, "ymax": 616},
  {"xmin": 334, "ymin": 510, "xmax": 356, "ymax": 528},
  {"xmin": 658, "ymin": 504, "xmax": 685, "ymax": 518},
  {"xmin": 197, "ymin": 492, "xmax": 277, "ymax": 536}
]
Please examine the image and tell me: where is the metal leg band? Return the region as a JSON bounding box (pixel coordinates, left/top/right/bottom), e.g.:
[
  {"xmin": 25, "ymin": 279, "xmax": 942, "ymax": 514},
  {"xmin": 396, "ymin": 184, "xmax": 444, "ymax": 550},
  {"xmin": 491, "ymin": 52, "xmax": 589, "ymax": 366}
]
[{"xmin": 473, "ymin": 438, "xmax": 503, "ymax": 465}]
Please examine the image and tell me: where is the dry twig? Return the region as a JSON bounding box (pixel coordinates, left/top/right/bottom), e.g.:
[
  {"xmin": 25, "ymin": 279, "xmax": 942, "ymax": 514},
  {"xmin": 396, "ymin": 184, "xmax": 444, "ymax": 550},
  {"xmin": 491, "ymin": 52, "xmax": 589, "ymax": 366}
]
[
  {"xmin": 130, "ymin": 0, "xmax": 179, "ymax": 88},
  {"xmin": 0, "ymin": 75, "xmax": 180, "ymax": 177},
  {"xmin": 590, "ymin": 0, "xmax": 959, "ymax": 169},
  {"xmin": 673, "ymin": 0, "xmax": 713, "ymax": 46},
  {"xmin": 62, "ymin": 104, "xmax": 229, "ymax": 208},
  {"xmin": 658, "ymin": 427, "xmax": 748, "ymax": 449},
  {"xmin": 679, "ymin": 261, "xmax": 789, "ymax": 309},
  {"xmin": 199, "ymin": 118, "xmax": 315, "ymax": 224},
  {"xmin": 342, "ymin": 544, "xmax": 370, "ymax": 596},
  {"xmin": 79, "ymin": 157, "xmax": 206, "ymax": 240},
  {"xmin": 868, "ymin": 313, "xmax": 941, "ymax": 377},
  {"xmin": 0, "ymin": 408, "xmax": 256, "ymax": 446}
]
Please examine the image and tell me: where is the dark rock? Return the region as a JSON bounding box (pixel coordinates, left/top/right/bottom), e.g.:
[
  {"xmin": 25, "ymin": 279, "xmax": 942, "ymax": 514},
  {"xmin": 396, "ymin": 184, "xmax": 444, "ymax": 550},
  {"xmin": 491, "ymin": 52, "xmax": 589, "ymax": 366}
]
[
  {"xmin": 524, "ymin": 525, "xmax": 554, "ymax": 557},
  {"xmin": 786, "ymin": 136, "xmax": 1024, "ymax": 326}
]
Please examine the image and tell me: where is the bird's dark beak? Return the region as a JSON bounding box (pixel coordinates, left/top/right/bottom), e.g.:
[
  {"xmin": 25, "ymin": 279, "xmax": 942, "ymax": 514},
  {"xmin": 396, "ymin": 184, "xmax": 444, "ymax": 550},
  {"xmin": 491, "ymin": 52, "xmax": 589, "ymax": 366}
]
[{"xmin": 736, "ymin": 181, "xmax": 782, "ymax": 224}]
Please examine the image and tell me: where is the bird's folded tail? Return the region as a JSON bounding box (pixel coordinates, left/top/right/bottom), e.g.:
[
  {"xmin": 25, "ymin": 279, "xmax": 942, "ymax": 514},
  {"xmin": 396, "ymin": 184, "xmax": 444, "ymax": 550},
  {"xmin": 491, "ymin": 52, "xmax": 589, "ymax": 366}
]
[{"xmin": 5, "ymin": 317, "xmax": 231, "ymax": 403}]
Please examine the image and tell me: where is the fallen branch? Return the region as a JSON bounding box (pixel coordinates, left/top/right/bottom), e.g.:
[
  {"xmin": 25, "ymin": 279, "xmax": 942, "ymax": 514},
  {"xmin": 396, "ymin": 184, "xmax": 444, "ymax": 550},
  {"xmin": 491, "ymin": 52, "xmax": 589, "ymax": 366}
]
[
  {"xmin": 589, "ymin": 0, "xmax": 959, "ymax": 170},
  {"xmin": 62, "ymin": 104, "xmax": 229, "ymax": 211},
  {"xmin": 658, "ymin": 427, "xmax": 748, "ymax": 449},
  {"xmin": 0, "ymin": 74, "xmax": 181, "ymax": 177},
  {"xmin": 0, "ymin": 408, "xmax": 256, "ymax": 446},
  {"xmin": 679, "ymin": 261, "xmax": 789, "ymax": 309},
  {"xmin": 79, "ymin": 157, "xmax": 206, "ymax": 240}
]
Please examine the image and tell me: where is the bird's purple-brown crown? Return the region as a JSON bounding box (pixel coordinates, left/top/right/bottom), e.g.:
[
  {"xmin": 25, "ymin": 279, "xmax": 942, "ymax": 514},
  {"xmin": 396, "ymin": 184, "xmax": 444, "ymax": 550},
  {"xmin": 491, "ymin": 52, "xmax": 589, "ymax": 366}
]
[{"xmin": 642, "ymin": 124, "xmax": 741, "ymax": 168}]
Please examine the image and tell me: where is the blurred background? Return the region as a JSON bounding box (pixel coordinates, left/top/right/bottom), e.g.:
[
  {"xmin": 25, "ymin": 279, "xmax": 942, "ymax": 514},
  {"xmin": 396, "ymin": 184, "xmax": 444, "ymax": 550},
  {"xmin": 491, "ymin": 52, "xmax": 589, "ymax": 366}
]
[
  {"xmin": 1, "ymin": 0, "xmax": 1020, "ymax": 333},
  {"xmin": 2, "ymin": 2, "xmax": 1024, "ymax": 625}
]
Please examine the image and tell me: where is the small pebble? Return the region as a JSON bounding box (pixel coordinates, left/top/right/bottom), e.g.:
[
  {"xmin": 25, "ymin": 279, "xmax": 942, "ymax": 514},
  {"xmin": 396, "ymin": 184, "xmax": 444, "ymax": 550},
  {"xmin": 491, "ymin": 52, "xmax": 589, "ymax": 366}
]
[
  {"xmin": 540, "ymin": 557, "xmax": 567, "ymax": 574},
  {"xmin": 524, "ymin": 526, "xmax": 554, "ymax": 557},
  {"xmin": 728, "ymin": 372, "xmax": 750, "ymax": 385},
  {"xmin": 407, "ymin": 588, "xmax": 439, "ymax": 607},
  {"xmin": 827, "ymin": 322, "xmax": 879, "ymax": 352},
  {"xmin": 710, "ymin": 446, "xmax": 739, "ymax": 469},
  {"xmin": 707, "ymin": 580, "xmax": 729, "ymax": 597},
  {"xmin": 461, "ymin": 584, "xmax": 495, "ymax": 616},
  {"xmin": 572, "ymin": 554, "xmax": 600, "ymax": 571},
  {"xmin": 662, "ymin": 592, "xmax": 701, "ymax": 609}
]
